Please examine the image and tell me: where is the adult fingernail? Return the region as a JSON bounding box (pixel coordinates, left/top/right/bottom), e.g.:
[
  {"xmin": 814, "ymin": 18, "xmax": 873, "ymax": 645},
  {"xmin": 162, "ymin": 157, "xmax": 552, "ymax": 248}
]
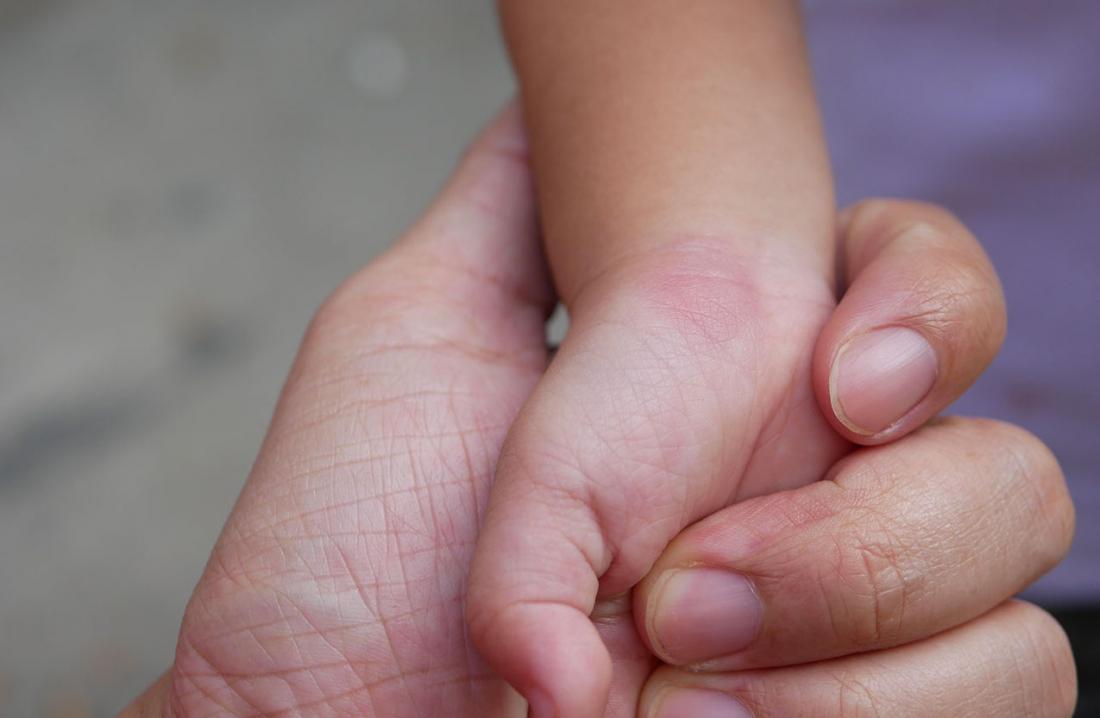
[
  {"xmin": 830, "ymin": 326, "xmax": 938, "ymax": 435},
  {"xmin": 651, "ymin": 688, "xmax": 753, "ymax": 718},
  {"xmin": 648, "ymin": 568, "xmax": 762, "ymax": 664}
]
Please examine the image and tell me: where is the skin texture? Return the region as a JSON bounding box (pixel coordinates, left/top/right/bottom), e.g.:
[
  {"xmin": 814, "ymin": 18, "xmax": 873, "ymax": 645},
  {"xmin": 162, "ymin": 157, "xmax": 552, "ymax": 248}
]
[
  {"xmin": 494, "ymin": 0, "xmax": 834, "ymax": 301},
  {"xmin": 472, "ymin": 4, "xmax": 840, "ymax": 712},
  {"xmin": 120, "ymin": 110, "xmax": 1076, "ymax": 718},
  {"xmin": 641, "ymin": 601, "xmax": 1076, "ymax": 718},
  {"xmin": 470, "ymin": 3, "xmax": 1010, "ymax": 715},
  {"xmin": 634, "ymin": 418, "xmax": 1075, "ymax": 671},
  {"xmin": 134, "ymin": 109, "xmax": 556, "ymax": 716}
]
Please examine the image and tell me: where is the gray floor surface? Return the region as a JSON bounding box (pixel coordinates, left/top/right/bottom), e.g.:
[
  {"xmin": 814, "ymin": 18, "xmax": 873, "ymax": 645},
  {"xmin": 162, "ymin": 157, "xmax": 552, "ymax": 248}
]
[{"xmin": 0, "ymin": 2, "xmax": 513, "ymax": 714}]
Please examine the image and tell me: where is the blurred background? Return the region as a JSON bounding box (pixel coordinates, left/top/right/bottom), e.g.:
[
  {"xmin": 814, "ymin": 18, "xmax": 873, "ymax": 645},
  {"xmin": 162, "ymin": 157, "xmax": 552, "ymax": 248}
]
[{"xmin": 0, "ymin": 1, "xmax": 1095, "ymax": 716}]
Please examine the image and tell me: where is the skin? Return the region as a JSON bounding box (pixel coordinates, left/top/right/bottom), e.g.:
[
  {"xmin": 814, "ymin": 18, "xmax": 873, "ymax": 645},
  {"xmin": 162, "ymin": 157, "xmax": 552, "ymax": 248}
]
[
  {"xmin": 472, "ymin": 3, "xmax": 833, "ymax": 708},
  {"xmin": 469, "ymin": 2, "xmax": 1010, "ymax": 714},
  {"xmin": 121, "ymin": 110, "xmax": 1076, "ymax": 718},
  {"xmin": 493, "ymin": 0, "xmax": 834, "ymax": 302}
]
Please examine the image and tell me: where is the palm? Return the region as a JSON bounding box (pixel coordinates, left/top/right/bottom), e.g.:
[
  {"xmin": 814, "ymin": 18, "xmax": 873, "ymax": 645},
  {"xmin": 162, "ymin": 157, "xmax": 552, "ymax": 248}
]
[
  {"xmin": 170, "ymin": 288, "xmax": 546, "ymax": 716},
  {"xmin": 159, "ymin": 96, "xmax": 558, "ymax": 717}
]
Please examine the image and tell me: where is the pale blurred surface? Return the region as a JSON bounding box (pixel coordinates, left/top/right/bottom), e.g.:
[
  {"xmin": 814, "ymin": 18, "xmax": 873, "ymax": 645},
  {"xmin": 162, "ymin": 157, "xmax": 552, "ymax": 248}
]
[{"xmin": 0, "ymin": 1, "xmax": 511, "ymax": 714}]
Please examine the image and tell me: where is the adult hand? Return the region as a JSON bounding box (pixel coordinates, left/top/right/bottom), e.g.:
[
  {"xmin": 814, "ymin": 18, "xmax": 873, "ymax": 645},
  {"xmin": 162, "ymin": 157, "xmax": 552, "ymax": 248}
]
[
  {"xmin": 635, "ymin": 417, "xmax": 1077, "ymax": 717},
  {"xmin": 475, "ymin": 192, "xmax": 1061, "ymax": 717},
  {"xmin": 467, "ymin": 177, "xmax": 1012, "ymax": 716},
  {"xmin": 120, "ymin": 109, "xmax": 1074, "ymax": 718},
  {"xmin": 625, "ymin": 204, "xmax": 1073, "ymax": 718},
  {"xmin": 123, "ymin": 106, "xmax": 555, "ymax": 717}
]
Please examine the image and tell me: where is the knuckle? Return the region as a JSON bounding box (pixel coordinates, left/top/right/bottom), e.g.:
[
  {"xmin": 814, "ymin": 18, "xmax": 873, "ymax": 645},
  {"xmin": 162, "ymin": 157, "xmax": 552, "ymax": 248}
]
[
  {"xmin": 842, "ymin": 198, "xmax": 961, "ymax": 259},
  {"xmin": 306, "ymin": 241, "xmax": 499, "ymax": 345},
  {"xmin": 840, "ymin": 198, "xmax": 894, "ymax": 236},
  {"xmin": 924, "ymin": 418, "xmax": 1074, "ymax": 576},
  {"xmin": 844, "ymin": 200, "xmax": 1007, "ymax": 365},
  {"xmin": 844, "ymin": 197, "xmax": 956, "ymax": 237},
  {"xmin": 1012, "ymin": 602, "xmax": 1078, "ymax": 717},
  {"xmin": 304, "ymin": 279, "xmax": 357, "ymax": 344},
  {"xmin": 988, "ymin": 423, "xmax": 1076, "ymax": 574},
  {"xmin": 300, "ymin": 247, "xmax": 541, "ymax": 376},
  {"xmin": 902, "ymin": 247, "xmax": 1006, "ymax": 351},
  {"xmin": 848, "ymin": 533, "xmax": 913, "ymax": 648},
  {"xmin": 763, "ymin": 474, "xmax": 921, "ymax": 651},
  {"xmin": 830, "ymin": 670, "xmax": 888, "ymax": 718},
  {"xmin": 826, "ymin": 508, "xmax": 921, "ymax": 649},
  {"xmin": 1046, "ymin": 485, "xmax": 1077, "ymax": 573},
  {"xmin": 824, "ymin": 447, "xmax": 899, "ymax": 497},
  {"xmin": 303, "ymin": 265, "xmax": 396, "ymax": 353}
]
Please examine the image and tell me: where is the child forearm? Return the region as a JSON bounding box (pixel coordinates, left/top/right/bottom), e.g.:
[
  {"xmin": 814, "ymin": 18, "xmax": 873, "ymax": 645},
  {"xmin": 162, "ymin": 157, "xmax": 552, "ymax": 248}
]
[{"xmin": 498, "ymin": 0, "xmax": 835, "ymax": 301}]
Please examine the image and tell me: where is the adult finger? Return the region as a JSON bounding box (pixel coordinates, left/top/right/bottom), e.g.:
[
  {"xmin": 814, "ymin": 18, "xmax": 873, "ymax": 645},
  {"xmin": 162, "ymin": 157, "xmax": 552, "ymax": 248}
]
[
  {"xmin": 814, "ymin": 199, "xmax": 1006, "ymax": 442},
  {"xmin": 640, "ymin": 601, "xmax": 1077, "ymax": 718},
  {"xmin": 634, "ymin": 417, "xmax": 1074, "ymax": 669}
]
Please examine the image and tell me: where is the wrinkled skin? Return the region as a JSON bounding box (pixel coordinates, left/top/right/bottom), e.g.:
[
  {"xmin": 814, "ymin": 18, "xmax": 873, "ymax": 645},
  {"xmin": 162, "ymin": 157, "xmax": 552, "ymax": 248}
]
[
  {"xmin": 122, "ymin": 110, "xmax": 1076, "ymax": 718},
  {"xmin": 164, "ymin": 111, "xmax": 553, "ymax": 716}
]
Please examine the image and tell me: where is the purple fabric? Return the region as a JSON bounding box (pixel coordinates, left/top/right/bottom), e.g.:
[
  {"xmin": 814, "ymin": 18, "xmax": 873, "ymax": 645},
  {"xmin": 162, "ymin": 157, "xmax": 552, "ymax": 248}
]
[{"xmin": 802, "ymin": 0, "xmax": 1100, "ymax": 603}]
